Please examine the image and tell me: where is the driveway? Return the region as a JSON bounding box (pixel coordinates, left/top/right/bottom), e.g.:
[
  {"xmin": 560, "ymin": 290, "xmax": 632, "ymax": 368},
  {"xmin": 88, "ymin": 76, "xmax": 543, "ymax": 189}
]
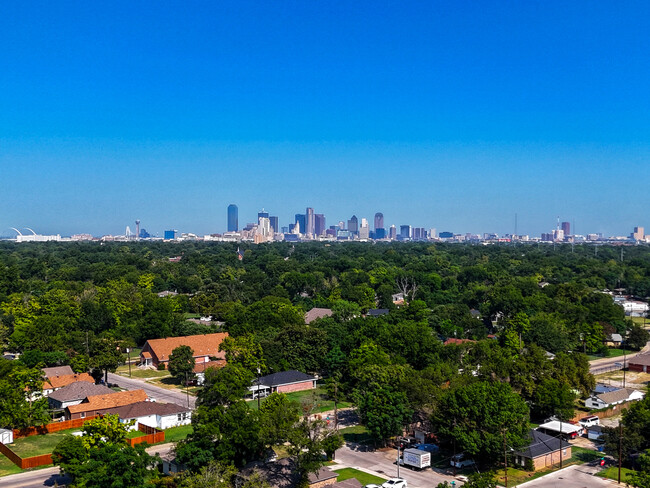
[
  {"xmin": 107, "ymin": 372, "xmax": 196, "ymax": 409},
  {"xmin": 517, "ymin": 463, "xmax": 613, "ymax": 488},
  {"xmin": 335, "ymin": 443, "xmax": 464, "ymax": 488}
]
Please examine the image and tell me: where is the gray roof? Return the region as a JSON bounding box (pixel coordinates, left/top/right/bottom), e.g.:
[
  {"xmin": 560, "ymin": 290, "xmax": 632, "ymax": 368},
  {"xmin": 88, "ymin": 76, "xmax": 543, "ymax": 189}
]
[
  {"xmin": 594, "ymin": 384, "xmax": 620, "ymax": 394},
  {"xmin": 595, "ymin": 388, "xmax": 634, "ymax": 405},
  {"xmin": 256, "ymin": 370, "xmax": 316, "ymax": 388},
  {"xmin": 516, "ymin": 430, "xmax": 571, "ymax": 459},
  {"xmin": 42, "ymin": 366, "xmax": 74, "ymax": 378},
  {"xmin": 629, "ymin": 353, "xmax": 650, "ymax": 367},
  {"xmin": 48, "ymin": 381, "xmax": 114, "ymax": 402},
  {"xmin": 609, "ymin": 333, "xmax": 623, "ymax": 342},
  {"xmin": 367, "ymin": 309, "xmax": 389, "ymax": 316}
]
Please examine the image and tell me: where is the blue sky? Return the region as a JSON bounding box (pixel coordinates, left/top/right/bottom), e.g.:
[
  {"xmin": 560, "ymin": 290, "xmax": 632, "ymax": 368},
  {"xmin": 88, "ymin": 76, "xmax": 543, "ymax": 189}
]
[{"xmin": 1, "ymin": 1, "xmax": 649, "ymax": 237}]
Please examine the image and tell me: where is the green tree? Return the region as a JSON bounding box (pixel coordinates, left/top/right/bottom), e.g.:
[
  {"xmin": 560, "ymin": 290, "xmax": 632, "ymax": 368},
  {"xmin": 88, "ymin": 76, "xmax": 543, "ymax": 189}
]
[
  {"xmin": 356, "ymin": 385, "xmax": 412, "ymax": 445},
  {"xmin": 168, "ymin": 345, "xmax": 196, "ymax": 383},
  {"xmin": 259, "ymin": 392, "xmax": 301, "ymax": 446},
  {"xmin": 628, "ymin": 324, "xmax": 650, "ymax": 351},
  {"xmin": 431, "ymin": 381, "xmax": 530, "ymax": 465},
  {"xmin": 90, "ymin": 338, "xmax": 123, "ymax": 383},
  {"xmin": 321, "ymin": 432, "xmax": 344, "ymax": 460},
  {"xmin": 532, "ymin": 378, "xmax": 575, "ymax": 421},
  {"xmin": 80, "ymin": 414, "xmax": 131, "ymax": 449},
  {"xmin": 198, "ymin": 363, "xmax": 254, "ymax": 408}
]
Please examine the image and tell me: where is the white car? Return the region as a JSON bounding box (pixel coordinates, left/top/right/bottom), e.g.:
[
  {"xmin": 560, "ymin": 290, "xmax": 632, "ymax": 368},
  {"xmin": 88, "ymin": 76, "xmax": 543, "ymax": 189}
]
[
  {"xmin": 364, "ymin": 485, "xmax": 382, "ymax": 488},
  {"xmin": 382, "ymin": 479, "xmax": 408, "ymax": 488}
]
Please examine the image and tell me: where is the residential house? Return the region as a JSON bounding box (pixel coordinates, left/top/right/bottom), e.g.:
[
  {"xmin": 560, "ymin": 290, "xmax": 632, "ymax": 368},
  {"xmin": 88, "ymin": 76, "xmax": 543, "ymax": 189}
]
[
  {"xmin": 587, "ymin": 425, "xmax": 604, "ymax": 441},
  {"xmin": 66, "ymin": 389, "xmax": 148, "ymax": 420},
  {"xmin": 305, "ymin": 308, "xmax": 333, "ymax": 324},
  {"xmin": 42, "ymin": 366, "xmax": 74, "ymax": 378},
  {"xmin": 366, "ymin": 309, "xmax": 389, "ymax": 317},
  {"xmin": 585, "ymin": 388, "xmax": 645, "ymax": 410},
  {"xmin": 250, "ymin": 370, "xmax": 317, "ymax": 398},
  {"xmin": 308, "ymin": 467, "xmax": 338, "ymax": 488},
  {"xmin": 514, "ymin": 430, "xmax": 572, "ymax": 471},
  {"xmin": 194, "ymin": 360, "xmax": 226, "ymax": 386},
  {"xmin": 140, "ymin": 333, "xmax": 229, "ymax": 369},
  {"xmin": 536, "ymin": 420, "xmax": 583, "ymax": 439},
  {"xmin": 629, "ymin": 353, "xmax": 650, "ymax": 373},
  {"xmin": 392, "ymin": 293, "xmax": 405, "ymax": 306},
  {"xmin": 32, "ymin": 372, "xmax": 95, "ymax": 399},
  {"xmin": 604, "ymin": 334, "xmax": 623, "ymax": 347},
  {"xmin": 48, "ymin": 382, "xmax": 115, "ymax": 410},
  {"xmin": 105, "ymin": 401, "xmax": 191, "ymax": 430}
]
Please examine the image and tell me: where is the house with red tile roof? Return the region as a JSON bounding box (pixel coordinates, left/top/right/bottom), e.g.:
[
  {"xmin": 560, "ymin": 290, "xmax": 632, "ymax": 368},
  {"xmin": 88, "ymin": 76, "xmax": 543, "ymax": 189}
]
[
  {"xmin": 66, "ymin": 389, "xmax": 148, "ymax": 420},
  {"xmin": 140, "ymin": 333, "xmax": 229, "ymax": 369}
]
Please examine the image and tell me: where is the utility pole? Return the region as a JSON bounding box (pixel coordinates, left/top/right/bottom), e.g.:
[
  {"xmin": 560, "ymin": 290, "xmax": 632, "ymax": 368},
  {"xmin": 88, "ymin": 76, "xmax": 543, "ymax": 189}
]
[
  {"xmin": 127, "ymin": 348, "xmax": 131, "ymax": 377},
  {"xmin": 623, "ymin": 338, "xmax": 627, "ymax": 388},
  {"xmin": 559, "ymin": 417, "xmax": 563, "ymax": 469},
  {"xmin": 185, "ymin": 372, "xmax": 189, "ymax": 408},
  {"xmin": 257, "ymin": 366, "xmax": 261, "ymax": 410},
  {"xmin": 618, "ymin": 422, "xmax": 623, "ymax": 484},
  {"xmin": 503, "ymin": 430, "xmax": 508, "ymax": 488},
  {"xmin": 396, "ymin": 436, "xmax": 401, "ymax": 479}
]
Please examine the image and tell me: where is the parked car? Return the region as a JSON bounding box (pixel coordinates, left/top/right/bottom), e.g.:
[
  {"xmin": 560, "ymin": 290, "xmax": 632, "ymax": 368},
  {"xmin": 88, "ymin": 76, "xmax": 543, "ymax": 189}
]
[
  {"xmin": 364, "ymin": 485, "xmax": 381, "ymax": 488},
  {"xmin": 579, "ymin": 415, "xmax": 600, "ymax": 428},
  {"xmin": 450, "ymin": 453, "xmax": 475, "ymax": 468},
  {"xmin": 382, "ymin": 479, "xmax": 408, "ymax": 488}
]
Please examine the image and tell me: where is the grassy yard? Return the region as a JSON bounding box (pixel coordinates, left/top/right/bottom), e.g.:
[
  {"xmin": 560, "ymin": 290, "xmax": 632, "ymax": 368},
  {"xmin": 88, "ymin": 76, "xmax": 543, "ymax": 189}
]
[
  {"xmin": 126, "ymin": 430, "xmax": 148, "ymax": 439},
  {"xmin": 597, "ymin": 466, "xmax": 636, "ymax": 482},
  {"xmin": 630, "ymin": 317, "xmax": 649, "ymax": 328},
  {"xmin": 332, "ymin": 467, "xmax": 386, "ymax": 485},
  {"xmin": 115, "ymin": 364, "xmax": 171, "ymax": 379},
  {"xmin": 247, "ymin": 387, "xmax": 352, "ymax": 414},
  {"xmin": 162, "ymin": 425, "xmax": 193, "ymax": 443},
  {"xmin": 7, "ymin": 428, "xmax": 80, "ymax": 457},
  {"xmin": 0, "ymin": 454, "xmax": 22, "ymax": 477},
  {"xmin": 572, "ymin": 446, "xmax": 602, "ymax": 464},
  {"xmin": 588, "ymin": 348, "xmax": 628, "ymax": 360},
  {"xmin": 339, "ymin": 425, "xmax": 371, "ymax": 444}
]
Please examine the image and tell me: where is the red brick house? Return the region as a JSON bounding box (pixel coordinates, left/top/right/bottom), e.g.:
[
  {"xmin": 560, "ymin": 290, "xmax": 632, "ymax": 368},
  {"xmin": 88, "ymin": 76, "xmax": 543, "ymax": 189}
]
[
  {"xmin": 140, "ymin": 333, "xmax": 229, "ymax": 369},
  {"xmin": 250, "ymin": 370, "xmax": 317, "ymax": 398},
  {"xmin": 629, "ymin": 353, "xmax": 650, "ymax": 373}
]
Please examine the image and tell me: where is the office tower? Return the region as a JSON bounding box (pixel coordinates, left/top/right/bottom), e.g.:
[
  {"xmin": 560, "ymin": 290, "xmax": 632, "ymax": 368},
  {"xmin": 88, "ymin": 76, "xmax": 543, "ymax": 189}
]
[
  {"xmin": 269, "ymin": 216, "xmax": 279, "ymax": 234},
  {"xmin": 359, "ymin": 218, "xmax": 369, "ymax": 239},
  {"xmin": 295, "ymin": 214, "xmax": 306, "ymax": 235},
  {"xmin": 258, "ymin": 217, "xmax": 271, "ymax": 237},
  {"xmin": 338, "ymin": 221, "xmax": 345, "ymax": 230},
  {"xmin": 315, "ymin": 214, "xmax": 326, "ymax": 236},
  {"xmin": 633, "ymin": 227, "xmax": 645, "ymax": 240},
  {"xmin": 164, "ymin": 230, "xmax": 177, "ymax": 240},
  {"xmin": 348, "ymin": 215, "xmax": 359, "ymax": 233},
  {"xmin": 400, "ymin": 225, "xmax": 411, "ymax": 240},
  {"xmin": 553, "ymin": 229, "xmax": 564, "ymax": 241},
  {"xmin": 305, "ymin": 207, "xmax": 315, "ymax": 236},
  {"xmin": 429, "ymin": 228, "xmax": 437, "ymax": 239},
  {"xmin": 135, "ymin": 220, "xmax": 140, "ymax": 241},
  {"xmin": 389, "ymin": 225, "xmax": 397, "ymax": 240},
  {"xmin": 258, "ymin": 209, "xmax": 269, "ymax": 220},
  {"xmin": 374, "ymin": 212, "xmax": 384, "ymax": 231},
  {"xmin": 227, "ymin": 204, "xmax": 238, "ymax": 232},
  {"xmin": 374, "ymin": 228, "xmax": 386, "ymax": 239},
  {"xmin": 561, "ymin": 221, "xmax": 570, "ymax": 237}
]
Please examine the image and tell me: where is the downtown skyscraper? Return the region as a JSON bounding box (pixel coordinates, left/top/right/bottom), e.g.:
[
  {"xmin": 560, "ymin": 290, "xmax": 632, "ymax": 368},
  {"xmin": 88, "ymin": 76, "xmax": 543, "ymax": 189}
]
[{"xmin": 227, "ymin": 204, "xmax": 238, "ymax": 232}]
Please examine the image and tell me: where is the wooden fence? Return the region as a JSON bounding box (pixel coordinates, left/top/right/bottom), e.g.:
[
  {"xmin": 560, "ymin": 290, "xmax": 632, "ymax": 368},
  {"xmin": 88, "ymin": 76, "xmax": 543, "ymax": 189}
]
[
  {"xmin": 0, "ymin": 442, "xmax": 54, "ymax": 469},
  {"xmin": 13, "ymin": 416, "xmax": 98, "ymax": 439},
  {"xmin": 571, "ymin": 400, "xmax": 636, "ymax": 422},
  {"xmin": 127, "ymin": 423, "xmax": 165, "ymax": 447}
]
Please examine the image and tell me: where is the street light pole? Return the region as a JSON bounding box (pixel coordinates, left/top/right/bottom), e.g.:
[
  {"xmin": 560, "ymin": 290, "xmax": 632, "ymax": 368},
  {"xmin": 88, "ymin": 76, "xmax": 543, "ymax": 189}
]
[
  {"xmin": 257, "ymin": 366, "xmax": 261, "ymax": 410},
  {"xmin": 396, "ymin": 437, "xmax": 400, "ymax": 479},
  {"xmin": 618, "ymin": 422, "xmax": 623, "ymax": 484},
  {"xmin": 127, "ymin": 348, "xmax": 131, "ymax": 377},
  {"xmin": 503, "ymin": 430, "xmax": 508, "ymax": 488}
]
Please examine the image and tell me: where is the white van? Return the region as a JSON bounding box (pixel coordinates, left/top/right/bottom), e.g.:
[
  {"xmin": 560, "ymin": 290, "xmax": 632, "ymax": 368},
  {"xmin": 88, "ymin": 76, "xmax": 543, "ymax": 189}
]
[{"xmin": 579, "ymin": 416, "xmax": 600, "ymax": 428}]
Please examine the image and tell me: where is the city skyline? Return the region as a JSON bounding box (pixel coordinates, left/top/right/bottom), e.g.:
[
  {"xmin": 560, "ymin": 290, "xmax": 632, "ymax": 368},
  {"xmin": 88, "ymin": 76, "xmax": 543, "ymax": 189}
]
[{"xmin": 1, "ymin": 2, "xmax": 649, "ymax": 237}]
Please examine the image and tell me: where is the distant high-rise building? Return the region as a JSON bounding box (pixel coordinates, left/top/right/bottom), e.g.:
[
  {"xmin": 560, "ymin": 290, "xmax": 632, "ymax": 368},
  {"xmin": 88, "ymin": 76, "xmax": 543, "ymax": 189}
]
[
  {"xmin": 561, "ymin": 221, "xmax": 570, "ymax": 237},
  {"xmin": 359, "ymin": 218, "xmax": 370, "ymax": 239},
  {"xmin": 338, "ymin": 221, "xmax": 345, "ymax": 230},
  {"xmin": 399, "ymin": 225, "xmax": 411, "ymax": 240},
  {"xmin": 258, "ymin": 209, "xmax": 269, "ymax": 220},
  {"xmin": 632, "ymin": 226, "xmax": 645, "ymax": 240},
  {"xmin": 164, "ymin": 230, "xmax": 177, "ymax": 240},
  {"xmin": 258, "ymin": 217, "xmax": 271, "ymax": 237},
  {"xmin": 348, "ymin": 215, "xmax": 359, "ymax": 234},
  {"xmin": 374, "ymin": 228, "xmax": 386, "ymax": 239},
  {"xmin": 429, "ymin": 228, "xmax": 437, "ymax": 239},
  {"xmin": 389, "ymin": 225, "xmax": 397, "ymax": 240},
  {"xmin": 315, "ymin": 214, "xmax": 326, "ymax": 236},
  {"xmin": 295, "ymin": 214, "xmax": 306, "ymax": 235},
  {"xmin": 374, "ymin": 213, "xmax": 384, "ymax": 231},
  {"xmin": 227, "ymin": 204, "xmax": 238, "ymax": 232},
  {"xmin": 135, "ymin": 220, "xmax": 140, "ymax": 241},
  {"xmin": 306, "ymin": 207, "xmax": 315, "ymax": 236},
  {"xmin": 413, "ymin": 228, "xmax": 426, "ymax": 240},
  {"xmin": 269, "ymin": 216, "xmax": 279, "ymax": 234},
  {"xmin": 439, "ymin": 231, "xmax": 454, "ymax": 239}
]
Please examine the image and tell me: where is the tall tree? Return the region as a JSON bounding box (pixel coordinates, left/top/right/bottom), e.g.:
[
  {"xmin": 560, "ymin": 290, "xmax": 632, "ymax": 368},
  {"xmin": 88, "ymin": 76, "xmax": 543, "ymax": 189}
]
[{"xmin": 168, "ymin": 345, "xmax": 196, "ymax": 383}]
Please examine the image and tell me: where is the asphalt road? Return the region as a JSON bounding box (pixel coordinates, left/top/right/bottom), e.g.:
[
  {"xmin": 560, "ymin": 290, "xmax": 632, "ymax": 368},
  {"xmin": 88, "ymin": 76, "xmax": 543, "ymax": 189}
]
[
  {"xmin": 0, "ymin": 444, "xmax": 174, "ymax": 488},
  {"xmin": 589, "ymin": 340, "xmax": 650, "ymax": 374},
  {"xmin": 335, "ymin": 443, "xmax": 464, "ymax": 488},
  {"xmin": 107, "ymin": 372, "xmax": 196, "ymax": 409}
]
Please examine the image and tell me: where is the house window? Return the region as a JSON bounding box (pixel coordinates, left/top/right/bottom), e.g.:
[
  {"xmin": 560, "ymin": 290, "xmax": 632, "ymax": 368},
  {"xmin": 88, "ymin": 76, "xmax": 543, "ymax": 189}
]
[
  {"xmin": 81, "ymin": 412, "xmax": 86, "ymax": 418},
  {"xmin": 563, "ymin": 449, "xmax": 567, "ymax": 455},
  {"xmin": 178, "ymin": 414, "xmax": 182, "ymax": 421}
]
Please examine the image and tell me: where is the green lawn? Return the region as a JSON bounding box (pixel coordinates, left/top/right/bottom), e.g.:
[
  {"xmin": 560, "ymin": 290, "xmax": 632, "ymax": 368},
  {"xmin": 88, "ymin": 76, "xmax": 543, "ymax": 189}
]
[
  {"xmin": 587, "ymin": 348, "xmax": 628, "ymax": 360},
  {"xmin": 0, "ymin": 454, "xmax": 22, "ymax": 477},
  {"xmin": 339, "ymin": 425, "xmax": 371, "ymax": 444},
  {"xmin": 333, "ymin": 467, "xmax": 386, "ymax": 485},
  {"xmin": 7, "ymin": 428, "xmax": 80, "ymax": 457},
  {"xmin": 572, "ymin": 446, "xmax": 602, "ymax": 464},
  {"xmin": 247, "ymin": 387, "xmax": 352, "ymax": 414},
  {"xmin": 597, "ymin": 466, "xmax": 636, "ymax": 482},
  {"xmin": 115, "ymin": 364, "xmax": 171, "ymax": 379},
  {"xmin": 163, "ymin": 424, "xmax": 193, "ymax": 443}
]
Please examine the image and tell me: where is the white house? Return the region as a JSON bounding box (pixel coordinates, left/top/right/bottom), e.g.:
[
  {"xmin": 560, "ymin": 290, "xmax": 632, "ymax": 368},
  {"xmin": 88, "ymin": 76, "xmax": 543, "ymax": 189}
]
[
  {"xmin": 585, "ymin": 388, "xmax": 645, "ymax": 410},
  {"xmin": 106, "ymin": 401, "xmax": 191, "ymax": 430}
]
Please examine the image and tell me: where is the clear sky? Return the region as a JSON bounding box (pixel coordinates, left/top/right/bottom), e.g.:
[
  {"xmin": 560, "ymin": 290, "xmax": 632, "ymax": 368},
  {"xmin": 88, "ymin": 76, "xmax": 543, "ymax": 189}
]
[{"xmin": 1, "ymin": 1, "xmax": 649, "ymax": 237}]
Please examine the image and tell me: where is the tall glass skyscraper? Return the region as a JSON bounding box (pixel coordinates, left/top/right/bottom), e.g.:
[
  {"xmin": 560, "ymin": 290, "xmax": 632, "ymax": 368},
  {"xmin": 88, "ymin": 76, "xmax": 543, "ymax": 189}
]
[
  {"xmin": 374, "ymin": 212, "xmax": 384, "ymax": 231},
  {"xmin": 227, "ymin": 204, "xmax": 238, "ymax": 232}
]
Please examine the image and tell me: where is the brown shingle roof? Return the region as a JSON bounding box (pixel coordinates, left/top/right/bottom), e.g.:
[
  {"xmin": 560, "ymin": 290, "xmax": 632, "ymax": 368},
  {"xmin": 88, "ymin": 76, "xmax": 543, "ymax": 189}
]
[
  {"xmin": 193, "ymin": 360, "xmax": 226, "ymax": 373},
  {"xmin": 443, "ymin": 338, "xmax": 476, "ymax": 346},
  {"xmin": 42, "ymin": 366, "xmax": 74, "ymax": 378},
  {"xmin": 305, "ymin": 308, "xmax": 333, "ymax": 324},
  {"xmin": 44, "ymin": 373, "xmax": 95, "ymax": 390},
  {"xmin": 630, "ymin": 353, "xmax": 650, "ymax": 367},
  {"xmin": 142, "ymin": 333, "xmax": 229, "ymax": 362},
  {"xmin": 596, "ymin": 388, "xmax": 635, "ymax": 405},
  {"xmin": 105, "ymin": 400, "xmax": 189, "ymax": 420},
  {"xmin": 67, "ymin": 389, "xmax": 148, "ymax": 414}
]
